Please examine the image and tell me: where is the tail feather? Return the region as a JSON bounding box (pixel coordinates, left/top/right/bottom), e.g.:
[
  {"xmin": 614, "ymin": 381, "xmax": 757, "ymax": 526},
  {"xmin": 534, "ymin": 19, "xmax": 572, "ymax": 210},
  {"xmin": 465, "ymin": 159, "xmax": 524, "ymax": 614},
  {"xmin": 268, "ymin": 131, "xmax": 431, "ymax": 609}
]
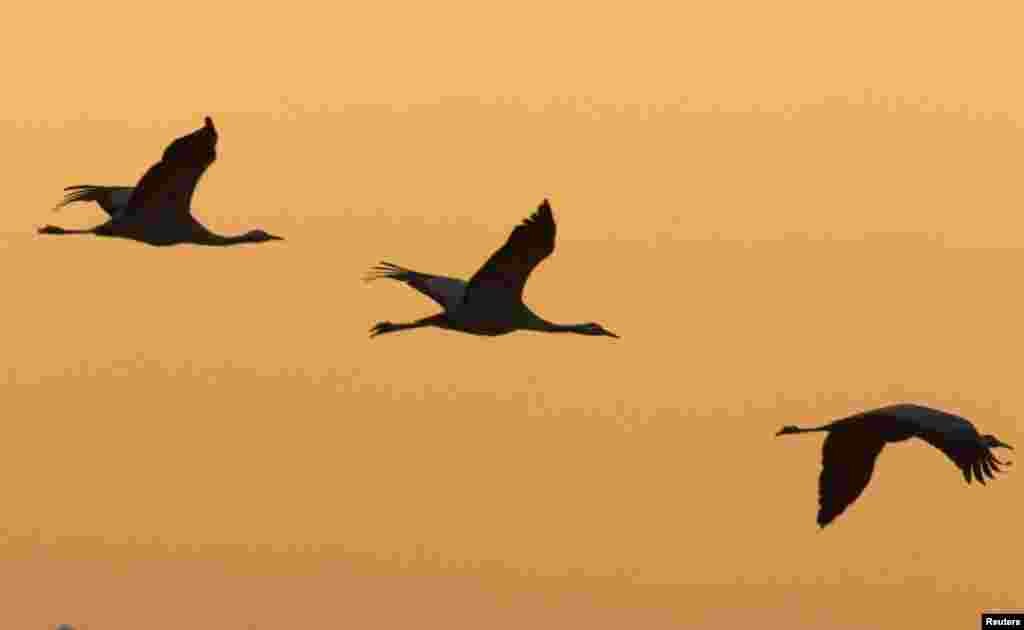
[
  {"xmin": 54, "ymin": 185, "xmax": 110, "ymax": 211},
  {"xmin": 53, "ymin": 185, "xmax": 133, "ymax": 217},
  {"xmin": 364, "ymin": 261, "xmax": 414, "ymax": 283}
]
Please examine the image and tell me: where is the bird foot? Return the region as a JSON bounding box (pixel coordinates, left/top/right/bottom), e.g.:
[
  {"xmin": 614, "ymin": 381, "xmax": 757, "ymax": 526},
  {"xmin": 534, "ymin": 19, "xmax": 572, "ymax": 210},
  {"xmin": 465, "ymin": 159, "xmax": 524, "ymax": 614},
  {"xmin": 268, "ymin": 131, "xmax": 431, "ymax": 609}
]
[{"xmin": 369, "ymin": 321, "xmax": 394, "ymax": 338}]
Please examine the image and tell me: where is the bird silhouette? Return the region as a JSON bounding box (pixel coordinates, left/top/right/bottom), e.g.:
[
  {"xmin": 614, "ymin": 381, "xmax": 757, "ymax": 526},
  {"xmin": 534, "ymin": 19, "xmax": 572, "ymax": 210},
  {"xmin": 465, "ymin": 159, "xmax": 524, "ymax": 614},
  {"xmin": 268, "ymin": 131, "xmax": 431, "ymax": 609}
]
[
  {"xmin": 39, "ymin": 116, "xmax": 283, "ymax": 247},
  {"xmin": 54, "ymin": 185, "xmax": 135, "ymax": 216},
  {"xmin": 776, "ymin": 403, "xmax": 1013, "ymax": 528},
  {"xmin": 365, "ymin": 199, "xmax": 618, "ymax": 339}
]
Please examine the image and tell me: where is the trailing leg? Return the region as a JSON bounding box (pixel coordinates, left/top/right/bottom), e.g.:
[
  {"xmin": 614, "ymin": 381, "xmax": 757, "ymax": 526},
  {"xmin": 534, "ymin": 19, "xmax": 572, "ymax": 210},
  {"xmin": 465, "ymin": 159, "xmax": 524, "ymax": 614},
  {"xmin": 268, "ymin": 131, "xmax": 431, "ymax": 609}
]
[
  {"xmin": 37, "ymin": 225, "xmax": 95, "ymax": 236},
  {"xmin": 369, "ymin": 314, "xmax": 446, "ymax": 338}
]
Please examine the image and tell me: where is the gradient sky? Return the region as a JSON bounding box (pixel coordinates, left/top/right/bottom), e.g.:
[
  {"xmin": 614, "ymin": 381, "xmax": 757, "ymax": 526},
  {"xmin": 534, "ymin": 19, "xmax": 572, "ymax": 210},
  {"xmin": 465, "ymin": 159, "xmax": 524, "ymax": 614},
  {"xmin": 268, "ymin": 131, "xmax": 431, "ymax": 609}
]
[{"xmin": 2, "ymin": 1, "xmax": 1021, "ymax": 628}]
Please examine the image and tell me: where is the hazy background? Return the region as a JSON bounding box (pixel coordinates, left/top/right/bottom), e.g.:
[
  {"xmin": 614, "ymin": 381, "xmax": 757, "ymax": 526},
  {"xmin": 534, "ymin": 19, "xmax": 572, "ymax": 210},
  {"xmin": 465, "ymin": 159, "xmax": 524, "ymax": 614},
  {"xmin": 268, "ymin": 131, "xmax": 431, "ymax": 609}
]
[{"xmin": 1, "ymin": 0, "xmax": 1021, "ymax": 627}]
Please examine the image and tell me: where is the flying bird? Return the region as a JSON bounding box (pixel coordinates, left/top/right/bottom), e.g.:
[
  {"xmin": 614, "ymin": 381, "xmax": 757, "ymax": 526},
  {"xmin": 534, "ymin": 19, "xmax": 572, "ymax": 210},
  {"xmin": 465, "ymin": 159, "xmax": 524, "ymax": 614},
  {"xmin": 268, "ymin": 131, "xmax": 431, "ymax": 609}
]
[
  {"xmin": 39, "ymin": 116, "xmax": 283, "ymax": 246},
  {"xmin": 776, "ymin": 403, "xmax": 1013, "ymax": 528},
  {"xmin": 365, "ymin": 199, "xmax": 619, "ymax": 339},
  {"xmin": 54, "ymin": 185, "xmax": 134, "ymax": 216}
]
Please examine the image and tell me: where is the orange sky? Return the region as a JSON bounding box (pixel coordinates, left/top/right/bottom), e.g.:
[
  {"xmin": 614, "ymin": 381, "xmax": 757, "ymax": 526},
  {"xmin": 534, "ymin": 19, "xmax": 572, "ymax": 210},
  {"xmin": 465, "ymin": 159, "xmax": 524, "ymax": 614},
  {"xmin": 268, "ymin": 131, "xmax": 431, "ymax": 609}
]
[{"xmin": 2, "ymin": 0, "xmax": 1021, "ymax": 627}]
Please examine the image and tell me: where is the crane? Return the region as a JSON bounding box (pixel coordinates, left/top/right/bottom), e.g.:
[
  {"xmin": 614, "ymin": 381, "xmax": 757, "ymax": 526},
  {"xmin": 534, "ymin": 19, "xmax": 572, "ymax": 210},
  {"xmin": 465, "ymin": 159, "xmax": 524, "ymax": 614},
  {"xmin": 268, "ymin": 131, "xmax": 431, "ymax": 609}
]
[
  {"xmin": 38, "ymin": 117, "xmax": 283, "ymax": 247},
  {"xmin": 776, "ymin": 403, "xmax": 1013, "ymax": 528},
  {"xmin": 365, "ymin": 199, "xmax": 618, "ymax": 339}
]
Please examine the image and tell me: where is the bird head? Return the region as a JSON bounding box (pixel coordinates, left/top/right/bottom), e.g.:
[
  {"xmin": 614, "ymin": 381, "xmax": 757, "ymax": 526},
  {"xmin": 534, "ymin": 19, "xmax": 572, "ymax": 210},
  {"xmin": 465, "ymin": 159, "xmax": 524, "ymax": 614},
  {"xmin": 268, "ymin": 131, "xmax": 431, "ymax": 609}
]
[
  {"xmin": 775, "ymin": 425, "xmax": 802, "ymax": 436},
  {"xmin": 244, "ymin": 229, "xmax": 284, "ymax": 243},
  {"xmin": 580, "ymin": 322, "xmax": 619, "ymax": 338},
  {"xmin": 981, "ymin": 434, "xmax": 1014, "ymax": 450}
]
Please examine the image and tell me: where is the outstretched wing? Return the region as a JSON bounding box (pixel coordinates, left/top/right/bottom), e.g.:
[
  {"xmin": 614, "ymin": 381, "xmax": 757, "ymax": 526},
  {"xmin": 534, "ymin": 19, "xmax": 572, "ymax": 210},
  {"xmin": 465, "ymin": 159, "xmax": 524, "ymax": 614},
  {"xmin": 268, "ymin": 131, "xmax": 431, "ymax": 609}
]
[
  {"xmin": 463, "ymin": 199, "xmax": 556, "ymax": 305},
  {"xmin": 121, "ymin": 116, "xmax": 218, "ymax": 222},
  {"xmin": 916, "ymin": 423, "xmax": 1008, "ymax": 485},
  {"xmin": 817, "ymin": 428, "xmax": 886, "ymax": 527},
  {"xmin": 55, "ymin": 185, "xmax": 134, "ymax": 217},
  {"xmin": 365, "ymin": 262, "xmax": 467, "ymax": 312}
]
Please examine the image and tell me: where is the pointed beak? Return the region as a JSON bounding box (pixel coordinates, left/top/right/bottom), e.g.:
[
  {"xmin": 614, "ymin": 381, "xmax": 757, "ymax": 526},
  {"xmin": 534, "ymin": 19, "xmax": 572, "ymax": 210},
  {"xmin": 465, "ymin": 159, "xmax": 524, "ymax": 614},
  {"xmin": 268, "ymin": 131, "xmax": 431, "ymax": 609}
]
[
  {"xmin": 775, "ymin": 428, "xmax": 786, "ymax": 436},
  {"xmin": 604, "ymin": 330, "xmax": 620, "ymax": 339},
  {"xmin": 997, "ymin": 440, "xmax": 1014, "ymax": 450},
  {"xmin": 270, "ymin": 235, "xmax": 284, "ymax": 241}
]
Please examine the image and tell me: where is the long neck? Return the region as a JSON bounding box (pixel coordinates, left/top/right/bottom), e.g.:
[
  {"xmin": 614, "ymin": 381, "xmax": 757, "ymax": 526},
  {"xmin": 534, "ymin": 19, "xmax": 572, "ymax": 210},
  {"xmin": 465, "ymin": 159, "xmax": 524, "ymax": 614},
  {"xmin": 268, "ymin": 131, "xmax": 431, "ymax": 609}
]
[
  {"xmin": 179, "ymin": 216, "xmax": 256, "ymax": 246},
  {"xmin": 525, "ymin": 313, "xmax": 590, "ymax": 334},
  {"xmin": 544, "ymin": 325, "xmax": 593, "ymax": 336},
  {"xmin": 196, "ymin": 231, "xmax": 257, "ymax": 246}
]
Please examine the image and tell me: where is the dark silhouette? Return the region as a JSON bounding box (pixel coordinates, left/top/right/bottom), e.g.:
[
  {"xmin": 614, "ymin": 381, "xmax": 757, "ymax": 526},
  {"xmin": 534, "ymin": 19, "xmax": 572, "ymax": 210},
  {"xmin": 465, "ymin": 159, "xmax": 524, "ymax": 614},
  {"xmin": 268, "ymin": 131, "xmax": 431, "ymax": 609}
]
[
  {"xmin": 365, "ymin": 199, "xmax": 619, "ymax": 339},
  {"xmin": 54, "ymin": 185, "xmax": 134, "ymax": 216},
  {"xmin": 776, "ymin": 403, "xmax": 1013, "ymax": 528},
  {"xmin": 39, "ymin": 117, "xmax": 283, "ymax": 246}
]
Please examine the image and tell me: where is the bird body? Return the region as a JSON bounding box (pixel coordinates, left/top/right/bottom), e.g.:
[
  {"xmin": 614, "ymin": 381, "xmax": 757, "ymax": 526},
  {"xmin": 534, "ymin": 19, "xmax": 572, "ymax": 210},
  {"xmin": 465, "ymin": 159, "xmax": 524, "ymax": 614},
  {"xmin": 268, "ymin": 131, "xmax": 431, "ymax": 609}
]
[
  {"xmin": 446, "ymin": 301, "xmax": 543, "ymax": 337},
  {"xmin": 366, "ymin": 200, "xmax": 618, "ymax": 339},
  {"xmin": 777, "ymin": 404, "xmax": 1013, "ymax": 528},
  {"xmin": 40, "ymin": 117, "xmax": 282, "ymax": 247}
]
